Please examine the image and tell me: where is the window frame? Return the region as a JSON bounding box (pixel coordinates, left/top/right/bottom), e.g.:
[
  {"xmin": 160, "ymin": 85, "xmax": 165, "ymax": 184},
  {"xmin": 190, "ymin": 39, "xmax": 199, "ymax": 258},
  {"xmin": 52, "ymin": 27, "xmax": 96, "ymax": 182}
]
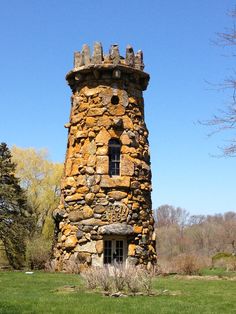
[
  {"xmin": 108, "ymin": 139, "xmax": 121, "ymax": 177},
  {"xmin": 103, "ymin": 237, "xmax": 127, "ymax": 265}
]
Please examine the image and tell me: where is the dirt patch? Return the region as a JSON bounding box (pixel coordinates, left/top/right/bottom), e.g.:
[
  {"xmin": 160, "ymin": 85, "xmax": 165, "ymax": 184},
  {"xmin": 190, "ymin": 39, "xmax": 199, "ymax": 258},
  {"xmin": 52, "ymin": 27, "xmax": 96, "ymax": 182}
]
[{"xmin": 54, "ymin": 285, "xmax": 80, "ymax": 293}]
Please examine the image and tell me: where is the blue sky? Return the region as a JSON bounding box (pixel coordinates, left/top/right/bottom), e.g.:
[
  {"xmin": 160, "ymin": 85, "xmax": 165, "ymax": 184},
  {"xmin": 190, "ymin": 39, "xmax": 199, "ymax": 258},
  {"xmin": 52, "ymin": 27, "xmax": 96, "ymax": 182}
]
[{"xmin": 0, "ymin": 0, "xmax": 235, "ymax": 215}]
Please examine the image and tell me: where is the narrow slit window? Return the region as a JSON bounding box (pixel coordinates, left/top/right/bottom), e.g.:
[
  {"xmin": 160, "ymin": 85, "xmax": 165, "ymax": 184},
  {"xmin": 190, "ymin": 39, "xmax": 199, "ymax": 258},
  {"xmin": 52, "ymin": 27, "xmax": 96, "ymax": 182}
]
[{"xmin": 109, "ymin": 139, "xmax": 121, "ymax": 176}]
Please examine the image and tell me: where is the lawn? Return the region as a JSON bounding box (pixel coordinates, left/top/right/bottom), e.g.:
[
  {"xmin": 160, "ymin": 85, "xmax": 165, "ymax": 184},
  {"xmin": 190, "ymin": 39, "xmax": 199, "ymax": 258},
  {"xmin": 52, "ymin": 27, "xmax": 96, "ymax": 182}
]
[
  {"xmin": 200, "ymin": 267, "xmax": 236, "ymax": 277},
  {"xmin": 0, "ymin": 271, "xmax": 235, "ymax": 314}
]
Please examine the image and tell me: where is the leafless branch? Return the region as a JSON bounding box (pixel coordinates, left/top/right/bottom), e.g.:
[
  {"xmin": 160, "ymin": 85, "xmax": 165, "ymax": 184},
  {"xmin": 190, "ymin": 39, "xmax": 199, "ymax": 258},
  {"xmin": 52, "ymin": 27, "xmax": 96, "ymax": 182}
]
[{"xmin": 200, "ymin": 8, "xmax": 236, "ymax": 157}]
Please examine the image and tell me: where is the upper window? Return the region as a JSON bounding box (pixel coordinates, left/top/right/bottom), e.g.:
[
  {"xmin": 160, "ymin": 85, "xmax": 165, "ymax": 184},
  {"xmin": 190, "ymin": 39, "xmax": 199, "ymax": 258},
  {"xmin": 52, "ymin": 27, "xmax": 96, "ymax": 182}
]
[{"xmin": 109, "ymin": 139, "xmax": 121, "ymax": 176}]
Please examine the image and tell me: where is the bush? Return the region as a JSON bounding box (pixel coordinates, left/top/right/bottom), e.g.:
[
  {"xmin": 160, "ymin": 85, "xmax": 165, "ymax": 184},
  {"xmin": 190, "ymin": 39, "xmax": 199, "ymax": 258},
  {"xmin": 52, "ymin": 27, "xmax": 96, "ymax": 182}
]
[
  {"xmin": 226, "ymin": 257, "xmax": 236, "ymax": 271},
  {"xmin": 26, "ymin": 236, "xmax": 52, "ymax": 270},
  {"xmin": 81, "ymin": 264, "xmax": 153, "ymax": 295},
  {"xmin": 139, "ymin": 269, "xmax": 153, "ymax": 295},
  {"xmin": 113, "ymin": 263, "xmax": 126, "ymax": 292},
  {"xmin": 81, "ymin": 268, "xmax": 99, "ymax": 289},
  {"xmin": 212, "ymin": 252, "xmax": 236, "ymax": 270},
  {"xmin": 124, "ymin": 266, "xmax": 144, "ymax": 294},
  {"xmin": 98, "ymin": 266, "xmax": 113, "ymax": 292},
  {"xmin": 172, "ymin": 254, "xmax": 206, "ymax": 275},
  {"xmin": 82, "ymin": 266, "xmax": 112, "ymax": 291},
  {"xmin": 156, "ymin": 258, "xmax": 175, "ymax": 275},
  {"xmin": 157, "ymin": 255, "xmax": 210, "ymax": 275},
  {"xmin": 212, "ymin": 252, "xmax": 232, "ymax": 262}
]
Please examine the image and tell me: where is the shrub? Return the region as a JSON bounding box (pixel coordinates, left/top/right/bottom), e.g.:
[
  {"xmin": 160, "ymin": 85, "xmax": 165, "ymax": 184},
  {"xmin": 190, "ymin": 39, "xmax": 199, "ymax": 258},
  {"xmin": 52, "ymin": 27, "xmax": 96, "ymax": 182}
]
[
  {"xmin": 172, "ymin": 254, "xmax": 206, "ymax": 275},
  {"xmin": 113, "ymin": 263, "xmax": 126, "ymax": 292},
  {"xmin": 26, "ymin": 236, "xmax": 52, "ymax": 270},
  {"xmin": 81, "ymin": 267, "xmax": 99, "ymax": 289},
  {"xmin": 156, "ymin": 258, "xmax": 175, "ymax": 275},
  {"xmin": 157, "ymin": 255, "xmax": 210, "ymax": 275},
  {"xmin": 212, "ymin": 252, "xmax": 232, "ymax": 262},
  {"xmin": 212, "ymin": 252, "xmax": 236, "ymax": 270},
  {"xmin": 63, "ymin": 260, "xmax": 81, "ymax": 274},
  {"xmin": 226, "ymin": 257, "xmax": 236, "ymax": 271},
  {"xmin": 124, "ymin": 266, "xmax": 144, "ymax": 294},
  {"xmin": 81, "ymin": 264, "xmax": 154, "ymax": 295},
  {"xmin": 98, "ymin": 266, "xmax": 113, "ymax": 292},
  {"xmin": 82, "ymin": 266, "xmax": 112, "ymax": 291},
  {"xmin": 139, "ymin": 269, "xmax": 153, "ymax": 295}
]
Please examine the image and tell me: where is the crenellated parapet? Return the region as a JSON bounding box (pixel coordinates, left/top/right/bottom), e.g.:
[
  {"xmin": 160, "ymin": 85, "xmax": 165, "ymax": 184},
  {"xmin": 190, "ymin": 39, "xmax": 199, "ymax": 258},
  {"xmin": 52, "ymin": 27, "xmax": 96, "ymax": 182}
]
[{"xmin": 66, "ymin": 43, "xmax": 149, "ymax": 91}]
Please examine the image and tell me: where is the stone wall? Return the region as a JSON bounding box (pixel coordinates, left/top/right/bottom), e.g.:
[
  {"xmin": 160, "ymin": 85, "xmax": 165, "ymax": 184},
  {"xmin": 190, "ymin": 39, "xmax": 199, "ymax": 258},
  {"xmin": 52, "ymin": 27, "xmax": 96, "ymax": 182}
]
[{"xmin": 52, "ymin": 43, "xmax": 157, "ymax": 271}]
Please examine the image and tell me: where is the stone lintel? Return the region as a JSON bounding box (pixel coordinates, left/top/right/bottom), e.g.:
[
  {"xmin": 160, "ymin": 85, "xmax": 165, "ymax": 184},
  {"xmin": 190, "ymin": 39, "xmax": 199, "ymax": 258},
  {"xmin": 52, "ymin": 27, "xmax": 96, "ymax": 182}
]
[
  {"xmin": 98, "ymin": 223, "xmax": 134, "ymax": 235},
  {"xmin": 100, "ymin": 175, "xmax": 130, "ymax": 188},
  {"xmin": 78, "ymin": 218, "xmax": 108, "ymax": 226}
]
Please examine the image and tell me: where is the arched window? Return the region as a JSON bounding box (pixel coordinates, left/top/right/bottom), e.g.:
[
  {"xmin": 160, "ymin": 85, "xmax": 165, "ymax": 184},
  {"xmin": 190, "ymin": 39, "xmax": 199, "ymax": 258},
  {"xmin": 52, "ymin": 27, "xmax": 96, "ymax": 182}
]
[{"xmin": 109, "ymin": 139, "xmax": 121, "ymax": 176}]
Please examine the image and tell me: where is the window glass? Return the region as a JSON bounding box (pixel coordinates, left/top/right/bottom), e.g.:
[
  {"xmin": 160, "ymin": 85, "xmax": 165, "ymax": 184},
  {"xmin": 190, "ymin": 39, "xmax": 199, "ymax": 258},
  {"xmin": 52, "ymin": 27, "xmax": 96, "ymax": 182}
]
[
  {"xmin": 104, "ymin": 239, "xmax": 124, "ymax": 264},
  {"xmin": 104, "ymin": 240, "xmax": 112, "ymax": 264},
  {"xmin": 109, "ymin": 139, "xmax": 121, "ymax": 176}
]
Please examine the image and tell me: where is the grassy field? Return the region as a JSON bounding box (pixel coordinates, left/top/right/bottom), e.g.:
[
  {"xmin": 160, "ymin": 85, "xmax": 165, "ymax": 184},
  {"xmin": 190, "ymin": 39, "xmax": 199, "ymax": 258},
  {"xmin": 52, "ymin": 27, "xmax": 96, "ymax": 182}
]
[
  {"xmin": 0, "ymin": 271, "xmax": 235, "ymax": 314},
  {"xmin": 200, "ymin": 267, "xmax": 236, "ymax": 277}
]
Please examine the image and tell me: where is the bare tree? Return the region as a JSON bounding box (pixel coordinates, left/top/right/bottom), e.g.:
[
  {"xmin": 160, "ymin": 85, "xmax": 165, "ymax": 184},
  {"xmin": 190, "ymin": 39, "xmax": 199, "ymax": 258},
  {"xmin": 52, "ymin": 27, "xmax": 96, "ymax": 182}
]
[
  {"xmin": 202, "ymin": 9, "xmax": 236, "ymax": 156},
  {"xmin": 155, "ymin": 204, "xmax": 189, "ymax": 228},
  {"xmin": 223, "ymin": 212, "xmax": 236, "ymax": 253},
  {"xmin": 155, "ymin": 205, "xmax": 190, "ymax": 257},
  {"xmin": 155, "ymin": 204, "xmax": 236, "ymax": 260}
]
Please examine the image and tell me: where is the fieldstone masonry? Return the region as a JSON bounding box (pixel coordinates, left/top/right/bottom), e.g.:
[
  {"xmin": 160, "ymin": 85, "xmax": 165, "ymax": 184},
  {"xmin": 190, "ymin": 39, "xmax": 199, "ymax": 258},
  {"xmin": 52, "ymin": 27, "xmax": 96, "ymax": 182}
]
[{"xmin": 53, "ymin": 43, "xmax": 157, "ymax": 271}]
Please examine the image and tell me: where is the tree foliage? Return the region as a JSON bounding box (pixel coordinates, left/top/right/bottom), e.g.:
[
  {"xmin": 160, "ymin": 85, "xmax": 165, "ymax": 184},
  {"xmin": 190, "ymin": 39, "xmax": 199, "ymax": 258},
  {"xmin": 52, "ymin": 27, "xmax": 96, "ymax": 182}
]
[
  {"xmin": 11, "ymin": 146, "xmax": 63, "ymax": 236},
  {"xmin": 0, "ymin": 143, "xmax": 32, "ymax": 268}
]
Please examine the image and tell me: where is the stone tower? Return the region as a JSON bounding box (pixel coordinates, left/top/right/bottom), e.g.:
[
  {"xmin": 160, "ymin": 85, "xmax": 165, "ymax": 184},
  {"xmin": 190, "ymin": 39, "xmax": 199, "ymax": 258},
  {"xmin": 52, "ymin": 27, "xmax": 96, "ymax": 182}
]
[{"xmin": 53, "ymin": 43, "xmax": 156, "ymax": 271}]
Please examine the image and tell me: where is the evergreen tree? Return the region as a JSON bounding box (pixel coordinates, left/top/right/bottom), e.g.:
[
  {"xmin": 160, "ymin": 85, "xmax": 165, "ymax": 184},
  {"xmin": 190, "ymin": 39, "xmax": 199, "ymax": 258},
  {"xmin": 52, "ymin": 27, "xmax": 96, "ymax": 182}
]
[{"xmin": 0, "ymin": 142, "xmax": 32, "ymax": 268}]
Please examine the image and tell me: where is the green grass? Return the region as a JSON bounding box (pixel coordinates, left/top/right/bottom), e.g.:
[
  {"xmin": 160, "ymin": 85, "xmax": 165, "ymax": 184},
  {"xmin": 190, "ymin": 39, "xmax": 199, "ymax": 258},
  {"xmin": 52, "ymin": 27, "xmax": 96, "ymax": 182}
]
[
  {"xmin": 0, "ymin": 271, "xmax": 235, "ymax": 314},
  {"xmin": 200, "ymin": 267, "xmax": 236, "ymax": 277}
]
